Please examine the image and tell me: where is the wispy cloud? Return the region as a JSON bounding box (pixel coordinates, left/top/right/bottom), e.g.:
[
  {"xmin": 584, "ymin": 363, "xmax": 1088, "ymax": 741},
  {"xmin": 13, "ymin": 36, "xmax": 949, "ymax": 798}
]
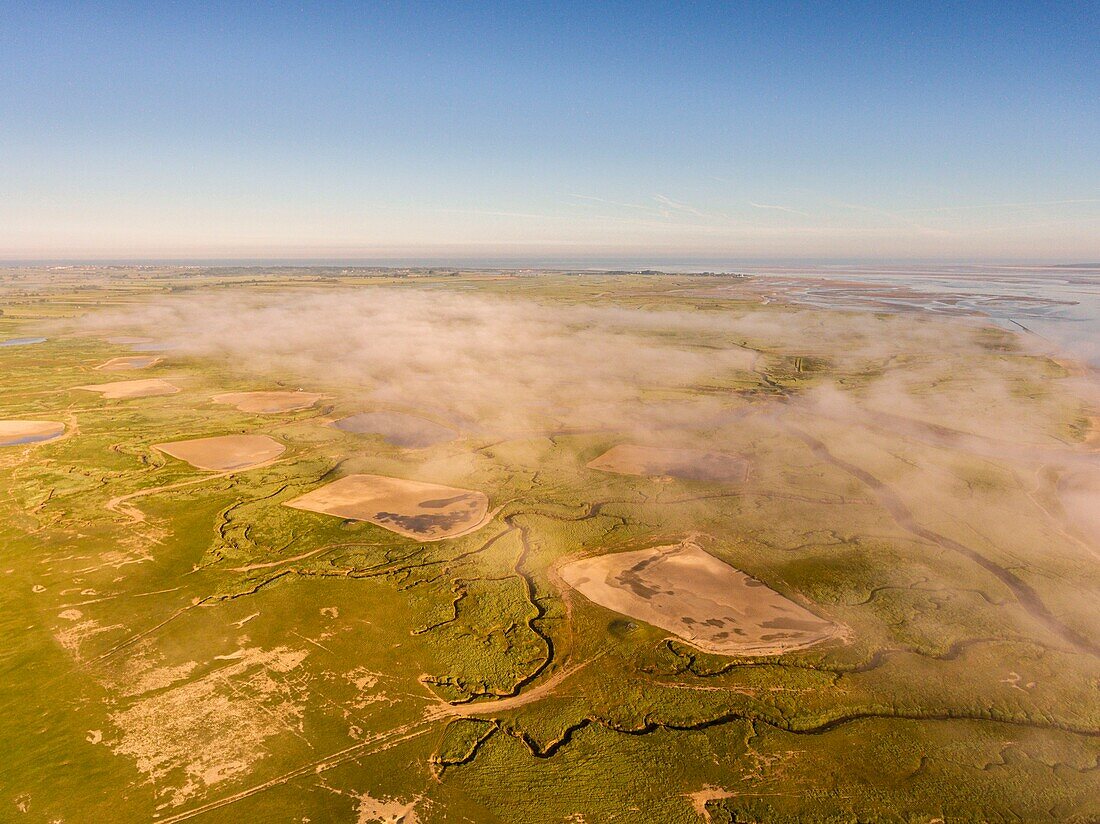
[
  {"xmin": 898, "ymin": 198, "xmax": 1100, "ymax": 215},
  {"xmin": 749, "ymin": 201, "xmax": 811, "ymax": 217},
  {"xmin": 831, "ymin": 200, "xmax": 946, "ymax": 235},
  {"xmin": 652, "ymin": 194, "xmax": 716, "ymax": 219},
  {"xmin": 568, "ymin": 193, "xmax": 658, "ymax": 213}
]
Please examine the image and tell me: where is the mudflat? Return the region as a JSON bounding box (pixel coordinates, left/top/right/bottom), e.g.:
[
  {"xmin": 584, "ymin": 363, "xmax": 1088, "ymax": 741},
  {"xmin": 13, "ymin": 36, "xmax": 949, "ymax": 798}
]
[
  {"xmin": 153, "ymin": 434, "xmax": 285, "ymax": 471},
  {"xmin": 213, "ymin": 391, "xmax": 325, "ymax": 414},
  {"xmin": 97, "ymin": 356, "xmax": 162, "ymax": 370},
  {"xmin": 559, "ymin": 539, "xmax": 840, "ymax": 655},
  {"xmin": 332, "ymin": 411, "xmax": 457, "ymax": 448},
  {"xmin": 285, "ymin": 474, "xmax": 491, "ymax": 540},
  {"xmin": 76, "ymin": 379, "xmax": 180, "ymax": 399},
  {"xmin": 0, "ymin": 420, "xmax": 65, "ymax": 446},
  {"xmin": 587, "ymin": 444, "xmax": 748, "ymax": 482}
]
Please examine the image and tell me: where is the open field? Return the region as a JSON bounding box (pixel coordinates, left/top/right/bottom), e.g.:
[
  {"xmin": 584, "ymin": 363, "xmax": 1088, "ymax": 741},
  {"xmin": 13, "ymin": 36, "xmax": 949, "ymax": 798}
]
[{"xmin": 0, "ymin": 266, "xmax": 1097, "ymax": 823}]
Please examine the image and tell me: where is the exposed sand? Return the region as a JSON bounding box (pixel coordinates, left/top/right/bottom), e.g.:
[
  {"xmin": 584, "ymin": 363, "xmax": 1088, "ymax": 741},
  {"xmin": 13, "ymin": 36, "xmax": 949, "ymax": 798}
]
[
  {"xmin": 0, "ymin": 420, "xmax": 66, "ymax": 446},
  {"xmin": 687, "ymin": 786, "xmax": 736, "ymax": 824},
  {"xmin": 213, "ymin": 391, "xmax": 326, "ymax": 414},
  {"xmin": 76, "ymin": 379, "xmax": 180, "ymax": 399},
  {"xmin": 97, "ymin": 355, "xmax": 162, "ymax": 370},
  {"xmin": 109, "ymin": 645, "xmax": 308, "ymax": 809},
  {"xmin": 153, "ymin": 434, "xmax": 286, "ymax": 471},
  {"xmin": 559, "ymin": 539, "xmax": 840, "ymax": 656},
  {"xmin": 285, "ymin": 474, "xmax": 491, "ymax": 541},
  {"xmin": 333, "ymin": 411, "xmax": 457, "ymax": 448},
  {"xmin": 588, "ymin": 444, "xmax": 749, "ymax": 482}
]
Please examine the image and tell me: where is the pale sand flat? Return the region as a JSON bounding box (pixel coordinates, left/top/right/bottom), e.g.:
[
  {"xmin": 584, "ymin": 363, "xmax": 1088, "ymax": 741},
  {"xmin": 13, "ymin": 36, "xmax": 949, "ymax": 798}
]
[
  {"xmin": 76, "ymin": 379, "xmax": 180, "ymax": 400},
  {"xmin": 153, "ymin": 434, "xmax": 285, "ymax": 471},
  {"xmin": 285, "ymin": 474, "xmax": 491, "ymax": 541},
  {"xmin": 213, "ymin": 391, "xmax": 326, "ymax": 414},
  {"xmin": 559, "ymin": 539, "xmax": 840, "ymax": 656},
  {"xmin": 0, "ymin": 420, "xmax": 66, "ymax": 446}
]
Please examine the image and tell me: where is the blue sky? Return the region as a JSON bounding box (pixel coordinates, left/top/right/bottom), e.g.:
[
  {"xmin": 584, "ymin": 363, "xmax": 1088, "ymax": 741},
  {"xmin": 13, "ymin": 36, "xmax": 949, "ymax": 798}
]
[{"xmin": 2, "ymin": 2, "xmax": 1098, "ymax": 261}]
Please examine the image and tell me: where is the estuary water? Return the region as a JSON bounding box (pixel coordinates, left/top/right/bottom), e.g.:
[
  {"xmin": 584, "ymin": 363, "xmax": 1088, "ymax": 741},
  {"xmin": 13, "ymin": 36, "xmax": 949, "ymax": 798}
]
[{"xmin": 744, "ymin": 265, "xmax": 1100, "ymax": 369}]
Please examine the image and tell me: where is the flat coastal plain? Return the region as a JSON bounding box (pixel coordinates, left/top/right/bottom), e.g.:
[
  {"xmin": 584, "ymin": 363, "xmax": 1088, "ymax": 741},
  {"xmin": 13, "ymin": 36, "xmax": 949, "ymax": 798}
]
[{"xmin": 0, "ymin": 266, "xmax": 1097, "ymax": 824}]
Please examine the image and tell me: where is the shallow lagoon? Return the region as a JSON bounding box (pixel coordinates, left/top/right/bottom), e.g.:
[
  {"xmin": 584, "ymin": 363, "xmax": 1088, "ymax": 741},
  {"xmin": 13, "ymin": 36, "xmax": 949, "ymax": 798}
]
[{"xmin": 0, "ymin": 421, "xmax": 65, "ymax": 446}]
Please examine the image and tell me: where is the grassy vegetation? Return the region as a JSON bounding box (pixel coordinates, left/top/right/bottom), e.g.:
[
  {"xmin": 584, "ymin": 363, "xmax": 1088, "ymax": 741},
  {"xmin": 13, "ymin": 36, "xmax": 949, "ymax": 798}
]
[{"xmin": 0, "ymin": 267, "xmax": 1097, "ymax": 822}]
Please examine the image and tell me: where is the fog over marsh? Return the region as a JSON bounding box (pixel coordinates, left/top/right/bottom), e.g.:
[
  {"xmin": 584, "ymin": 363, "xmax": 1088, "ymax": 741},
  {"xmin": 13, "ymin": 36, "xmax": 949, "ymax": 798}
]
[{"xmin": 74, "ymin": 285, "xmax": 1081, "ymax": 441}]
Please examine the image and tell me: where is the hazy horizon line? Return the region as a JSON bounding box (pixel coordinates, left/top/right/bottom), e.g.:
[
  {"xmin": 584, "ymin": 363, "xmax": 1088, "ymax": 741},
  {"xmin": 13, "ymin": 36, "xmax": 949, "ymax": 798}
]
[{"xmin": 3, "ymin": 255, "xmax": 1098, "ymax": 270}]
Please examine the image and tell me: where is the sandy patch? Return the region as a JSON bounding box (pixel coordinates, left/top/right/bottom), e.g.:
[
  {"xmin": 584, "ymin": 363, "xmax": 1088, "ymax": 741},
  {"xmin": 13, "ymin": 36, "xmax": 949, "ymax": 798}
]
[
  {"xmin": 213, "ymin": 391, "xmax": 325, "ymax": 414},
  {"xmin": 285, "ymin": 474, "xmax": 491, "ymax": 540},
  {"xmin": 97, "ymin": 355, "xmax": 162, "ymax": 370},
  {"xmin": 76, "ymin": 378, "xmax": 180, "ymax": 399},
  {"xmin": 687, "ymin": 786, "xmax": 735, "ymax": 823},
  {"xmin": 109, "ymin": 645, "xmax": 307, "ymax": 808},
  {"xmin": 0, "ymin": 420, "xmax": 66, "ymax": 446},
  {"xmin": 355, "ymin": 791, "xmax": 421, "ymax": 823},
  {"xmin": 333, "ymin": 411, "xmax": 457, "ymax": 448},
  {"xmin": 153, "ymin": 434, "xmax": 285, "ymax": 471},
  {"xmin": 588, "ymin": 444, "xmax": 748, "ymax": 482},
  {"xmin": 559, "ymin": 539, "xmax": 840, "ymax": 656},
  {"xmin": 54, "ymin": 616, "xmax": 125, "ymax": 660}
]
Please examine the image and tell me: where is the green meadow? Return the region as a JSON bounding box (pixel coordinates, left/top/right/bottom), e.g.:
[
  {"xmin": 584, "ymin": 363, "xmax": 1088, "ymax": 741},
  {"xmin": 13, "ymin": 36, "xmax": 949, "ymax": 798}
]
[{"xmin": 1, "ymin": 268, "xmax": 1097, "ymax": 823}]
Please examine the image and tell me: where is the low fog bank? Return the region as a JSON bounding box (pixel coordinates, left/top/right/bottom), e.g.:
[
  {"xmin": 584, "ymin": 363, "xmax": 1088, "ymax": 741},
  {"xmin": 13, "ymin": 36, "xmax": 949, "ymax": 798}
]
[
  {"xmin": 71, "ymin": 286, "xmax": 1096, "ymax": 444},
  {"xmin": 68, "ymin": 283, "xmax": 1029, "ymax": 433},
  {"xmin": 78, "ymin": 287, "xmax": 760, "ymax": 433}
]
